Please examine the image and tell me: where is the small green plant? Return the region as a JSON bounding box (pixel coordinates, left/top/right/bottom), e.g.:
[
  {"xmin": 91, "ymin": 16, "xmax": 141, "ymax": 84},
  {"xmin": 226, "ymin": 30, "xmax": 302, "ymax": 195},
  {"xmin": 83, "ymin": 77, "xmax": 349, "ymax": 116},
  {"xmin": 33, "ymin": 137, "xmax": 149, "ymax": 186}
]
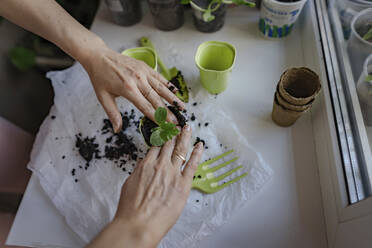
[
  {"xmin": 366, "ymin": 74, "xmax": 372, "ymax": 95},
  {"xmin": 363, "ymin": 27, "xmax": 372, "ymax": 42},
  {"xmin": 181, "ymin": 0, "xmax": 255, "ymax": 22},
  {"xmin": 150, "ymin": 107, "xmax": 180, "ymax": 146}
]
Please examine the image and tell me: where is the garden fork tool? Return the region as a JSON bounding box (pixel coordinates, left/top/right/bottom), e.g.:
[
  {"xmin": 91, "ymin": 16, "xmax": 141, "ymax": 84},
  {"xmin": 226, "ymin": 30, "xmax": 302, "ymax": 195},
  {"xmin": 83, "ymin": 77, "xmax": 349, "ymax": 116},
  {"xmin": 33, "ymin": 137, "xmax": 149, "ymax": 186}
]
[{"xmin": 192, "ymin": 150, "xmax": 248, "ymax": 194}]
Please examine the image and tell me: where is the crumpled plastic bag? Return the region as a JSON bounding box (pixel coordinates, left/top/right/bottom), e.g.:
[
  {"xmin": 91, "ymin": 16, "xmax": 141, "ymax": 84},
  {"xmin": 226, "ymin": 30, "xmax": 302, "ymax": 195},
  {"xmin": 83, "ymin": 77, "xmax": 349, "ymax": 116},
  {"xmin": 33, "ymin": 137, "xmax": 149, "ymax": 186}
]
[{"xmin": 28, "ymin": 55, "xmax": 272, "ymax": 247}]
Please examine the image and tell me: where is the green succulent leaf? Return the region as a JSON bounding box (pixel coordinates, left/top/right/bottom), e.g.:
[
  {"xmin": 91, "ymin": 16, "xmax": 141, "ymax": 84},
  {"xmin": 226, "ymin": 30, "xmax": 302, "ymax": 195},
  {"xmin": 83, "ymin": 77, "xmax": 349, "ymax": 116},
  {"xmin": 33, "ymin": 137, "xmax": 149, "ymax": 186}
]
[
  {"xmin": 154, "ymin": 107, "xmax": 167, "ymax": 124},
  {"xmin": 10, "ymin": 47, "xmax": 36, "ymax": 72},
  {"xmin": 150, "ymin": 129, "xmax": 165, "ymax": 147},
  {"xmin": 363, "ymin": 27, "xmax": 372, "ymax": 42}
]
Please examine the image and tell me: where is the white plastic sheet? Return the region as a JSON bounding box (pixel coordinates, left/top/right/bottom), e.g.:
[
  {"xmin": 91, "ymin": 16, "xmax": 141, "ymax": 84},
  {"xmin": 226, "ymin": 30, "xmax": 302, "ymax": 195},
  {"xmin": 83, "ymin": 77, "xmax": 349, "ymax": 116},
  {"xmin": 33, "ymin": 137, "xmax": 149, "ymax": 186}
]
[{"xmin": 28, "ymin": 48, "xmax": 272, "ymax": 247}]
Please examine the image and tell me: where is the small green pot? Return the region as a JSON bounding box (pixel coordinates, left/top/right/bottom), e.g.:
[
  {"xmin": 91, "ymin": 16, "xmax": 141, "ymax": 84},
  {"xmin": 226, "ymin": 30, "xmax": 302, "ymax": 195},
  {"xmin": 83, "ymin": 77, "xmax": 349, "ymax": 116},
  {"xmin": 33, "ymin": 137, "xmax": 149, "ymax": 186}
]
[
  {"xmin": 121, "ymin": 47, "xmax": 158, "ymax": 70},
  {"xmin": 195, "ymin": 41, "xmax": 236, "ymax": 94}
]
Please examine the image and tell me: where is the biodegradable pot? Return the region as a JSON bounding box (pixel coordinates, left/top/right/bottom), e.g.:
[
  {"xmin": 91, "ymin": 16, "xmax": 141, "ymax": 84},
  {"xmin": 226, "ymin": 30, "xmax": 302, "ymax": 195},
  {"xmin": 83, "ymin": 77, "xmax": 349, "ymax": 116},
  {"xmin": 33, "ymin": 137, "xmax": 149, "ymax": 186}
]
[
  {"xmin": 347, "ymin": 8, "xmax": 372, "ymax": 81},
  {"xmin": 278, "ymin": 67, "xmax": 321, "ymax": 106},
  {"xmin": 190, "ymin": 0, "xmax": 228, "ymax": 33},
  {"xmin": 275, "ymin": 88, "xmax": 313, "ymax": 112},
  {"xmin": 336, "ymin": 0, "xmax": 372, "ymax": 39},
  {"xmin": 259, "ymin": 0, "xmax": 307, "ymax": 38},
  {"xmin": 121, "ymin": 47, "xmax": 158, "ymax": 70},
  {"xmin": 104, "ymin": 0, "xmax": 142, "ymax": 26},
  {"xmin": 195, "ymin": 41, "xmax": 236, "ymax": 94},
  {"xmin": 356, "ymin": 54, "xmax": 372, "ymax": 126},
  {"xmin": 147, "ymin": 0, "xmax": 184, "ymax": 31},
  {"xmin": 272, "ymin": 95, "xmax": 307, "ymax": 127}
]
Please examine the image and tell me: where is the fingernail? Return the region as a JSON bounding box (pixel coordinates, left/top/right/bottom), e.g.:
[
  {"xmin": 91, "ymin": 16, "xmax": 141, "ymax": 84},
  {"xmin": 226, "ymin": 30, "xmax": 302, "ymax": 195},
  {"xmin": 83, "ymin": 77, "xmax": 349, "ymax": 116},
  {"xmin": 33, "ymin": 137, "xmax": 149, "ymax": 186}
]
[{"xmin": 184, "ymin": 124, "xmax": 191, "ymax": 131}]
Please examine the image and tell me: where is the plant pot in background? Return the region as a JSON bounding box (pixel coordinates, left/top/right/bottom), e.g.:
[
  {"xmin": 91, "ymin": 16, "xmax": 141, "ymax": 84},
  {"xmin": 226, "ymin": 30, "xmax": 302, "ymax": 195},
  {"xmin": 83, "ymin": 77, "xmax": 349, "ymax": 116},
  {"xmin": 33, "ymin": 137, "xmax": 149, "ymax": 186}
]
[
  {"xmin": 259, "ymin": 0, "xmax": 307, "ymax": 38},
  {"xmin": 356, "ymin": 54, "xmax": 372, "ymax": 126},
  {"xmin": 147, "ymin": 0, "xmax": 184, "ymax": 31},
  {"xmin": 104, "ymin": 0, "xmax": 142, "ymax": 26},
  {"xmin": 348, "ymin": 8, "xmax": 372, "ymax": 81},
  {"xmin": 336, "ymin": 0, "xmax": 372, "ymax": 40},
  {"xmin": 191, "ymin": 0, "xmax": 228, "ymax": 33}
]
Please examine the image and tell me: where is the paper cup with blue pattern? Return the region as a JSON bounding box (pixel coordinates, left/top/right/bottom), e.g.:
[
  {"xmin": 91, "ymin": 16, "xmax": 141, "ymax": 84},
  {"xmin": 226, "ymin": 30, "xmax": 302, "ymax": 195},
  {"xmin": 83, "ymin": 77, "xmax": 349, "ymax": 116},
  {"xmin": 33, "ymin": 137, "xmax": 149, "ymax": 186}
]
[{"xmin": 259, "ymin": 0, "xmax": 307, "ymax": 38}]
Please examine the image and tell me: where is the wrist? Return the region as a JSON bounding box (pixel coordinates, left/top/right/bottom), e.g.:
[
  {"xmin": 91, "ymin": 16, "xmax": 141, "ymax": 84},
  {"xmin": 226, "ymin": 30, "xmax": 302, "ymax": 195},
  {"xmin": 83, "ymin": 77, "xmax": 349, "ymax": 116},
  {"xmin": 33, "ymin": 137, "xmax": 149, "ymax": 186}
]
[
  {"xmin": 110, "ymin": 217, "xmax": 159, "ymax": 248},
  {"xmin": 72, "ymin": 34, "xmax": 107, "ymax": 66}
]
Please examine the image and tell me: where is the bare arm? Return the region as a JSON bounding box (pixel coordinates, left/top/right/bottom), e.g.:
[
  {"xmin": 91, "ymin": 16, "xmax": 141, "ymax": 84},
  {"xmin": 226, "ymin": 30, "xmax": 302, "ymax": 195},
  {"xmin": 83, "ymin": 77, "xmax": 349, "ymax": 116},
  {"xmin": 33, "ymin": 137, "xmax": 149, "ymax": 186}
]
[{"xmin": 0, "ymin": 0, "xmax": 185, "ymax": 132}]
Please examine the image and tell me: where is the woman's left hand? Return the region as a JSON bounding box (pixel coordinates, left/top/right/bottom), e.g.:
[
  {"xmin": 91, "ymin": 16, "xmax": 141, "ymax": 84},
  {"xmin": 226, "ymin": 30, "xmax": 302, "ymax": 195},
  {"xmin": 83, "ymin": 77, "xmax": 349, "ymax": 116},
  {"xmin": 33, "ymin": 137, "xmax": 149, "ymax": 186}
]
[{"xmin": 82, "ymin": 44, "xmax": 185, "ymax": 133}]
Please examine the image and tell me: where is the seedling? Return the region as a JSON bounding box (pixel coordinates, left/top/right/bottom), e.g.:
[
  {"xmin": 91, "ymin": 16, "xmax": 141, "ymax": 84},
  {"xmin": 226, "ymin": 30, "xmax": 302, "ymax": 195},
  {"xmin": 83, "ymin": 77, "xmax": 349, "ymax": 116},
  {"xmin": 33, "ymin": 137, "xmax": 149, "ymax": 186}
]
[
  {"xmin": 363, "ymin": 27, "xmax": 372, "ymax": 42},
  {"xmin": 150, "ymin": 107, "xmax": 180, "ymax": 146},
  {"xmin": 181, "ymin": 0, "xmax": 255, "ymax": 22}
]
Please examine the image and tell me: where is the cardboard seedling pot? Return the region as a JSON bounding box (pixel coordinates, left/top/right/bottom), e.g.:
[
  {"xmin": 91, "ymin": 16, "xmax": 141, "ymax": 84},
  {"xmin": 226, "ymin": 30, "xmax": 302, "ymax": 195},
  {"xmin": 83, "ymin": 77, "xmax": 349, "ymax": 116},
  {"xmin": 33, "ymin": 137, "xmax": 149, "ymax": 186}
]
[
  {"xmin": 272, "ymin": 94, "xmax": 307, "ymax": 127},
  {"xmin": 278, "ymin": 67, "xmax": 321, "ymax": 106},
  {"xmin": 275, "ymin": 85, "xmax": 313, "ymax": 112}
]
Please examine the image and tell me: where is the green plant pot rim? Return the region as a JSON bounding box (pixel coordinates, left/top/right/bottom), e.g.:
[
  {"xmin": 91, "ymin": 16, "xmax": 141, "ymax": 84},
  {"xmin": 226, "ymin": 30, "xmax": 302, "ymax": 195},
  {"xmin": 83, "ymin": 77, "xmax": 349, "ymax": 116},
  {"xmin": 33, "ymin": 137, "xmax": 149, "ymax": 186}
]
[{"xmin": 195, "ymin": 41, "xmax": 236, "ymax": 73}]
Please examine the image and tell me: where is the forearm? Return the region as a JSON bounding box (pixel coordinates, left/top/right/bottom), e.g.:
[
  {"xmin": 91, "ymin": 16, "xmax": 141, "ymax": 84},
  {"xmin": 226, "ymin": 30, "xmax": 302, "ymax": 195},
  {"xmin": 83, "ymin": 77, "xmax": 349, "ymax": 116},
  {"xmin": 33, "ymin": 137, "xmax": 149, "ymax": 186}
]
[
  {"xmin": 0, "ymin": 0, "xmax": 105, "ymax": 63},
  {"xmin": 87, "ymin": 218, "xmax": 157, "ymax": 248}
]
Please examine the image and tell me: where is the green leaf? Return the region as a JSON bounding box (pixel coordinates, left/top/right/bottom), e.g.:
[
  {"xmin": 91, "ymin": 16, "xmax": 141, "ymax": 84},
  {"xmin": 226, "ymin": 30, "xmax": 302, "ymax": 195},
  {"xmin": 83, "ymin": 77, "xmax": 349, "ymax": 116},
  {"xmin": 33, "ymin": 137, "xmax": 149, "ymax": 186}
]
[
  {"xmin": 363, "ymin": 27, "xmax": 372, "ymax": 42},
  {"xmin": 180, "ymin": 0, "xmax": 191, "ymax": 4},
  {"xmin": 203, "ymin": 10, "xmax": 215, "ymax": 22},
  {"xmin": 228, "ymin": 0, "xmax": 256, "ymax": 7},
  {"xmin": 9, "ymin": 47, "xmax": 36, "ymax": 72},
  {"xmin": 154, "ymin": 107, "xmax": 167, "ymax": 124},
  {"xmin": 366, "ymin": 75, "xmax": 372, "ymax": 82},
  {"xmin": 150, "ymin": 129, "xmax": 165, "ymax": 146}
]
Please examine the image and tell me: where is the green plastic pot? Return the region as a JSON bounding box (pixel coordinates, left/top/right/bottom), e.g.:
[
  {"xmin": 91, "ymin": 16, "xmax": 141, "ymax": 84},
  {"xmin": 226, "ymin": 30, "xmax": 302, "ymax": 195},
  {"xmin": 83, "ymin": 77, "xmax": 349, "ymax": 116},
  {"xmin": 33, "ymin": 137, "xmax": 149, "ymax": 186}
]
[
  {"xmin": 195, "ymin": 41, "xmax": 236, "ymax": 94},
  {"xmin": 121, "ymin": 47, "xmax": 158, "ymax": 70}
]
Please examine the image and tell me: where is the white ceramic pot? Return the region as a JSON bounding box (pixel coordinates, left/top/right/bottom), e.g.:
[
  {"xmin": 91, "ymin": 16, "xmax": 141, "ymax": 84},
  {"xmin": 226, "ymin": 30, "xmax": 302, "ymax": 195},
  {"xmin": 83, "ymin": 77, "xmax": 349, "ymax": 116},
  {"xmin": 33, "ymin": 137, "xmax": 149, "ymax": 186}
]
[
  {"xmin": 258, "ymin": 0, "xmax": 307, "ymax": 38},
  {"xmin": 347, "ymin": 8, "xmax": 372, "ymax": 81},
  {"xmin": 357, "ymin": 54, "xmax": 372, "ymax": 126}
]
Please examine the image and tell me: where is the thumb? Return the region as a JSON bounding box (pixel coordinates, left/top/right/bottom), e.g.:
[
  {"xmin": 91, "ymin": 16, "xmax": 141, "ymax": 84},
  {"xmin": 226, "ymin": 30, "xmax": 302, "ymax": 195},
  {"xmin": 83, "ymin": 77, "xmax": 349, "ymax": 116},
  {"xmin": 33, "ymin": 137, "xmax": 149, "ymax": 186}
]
[{"xmin": 97, "ymin": 91, "xmax": 122, "ymax": 133}]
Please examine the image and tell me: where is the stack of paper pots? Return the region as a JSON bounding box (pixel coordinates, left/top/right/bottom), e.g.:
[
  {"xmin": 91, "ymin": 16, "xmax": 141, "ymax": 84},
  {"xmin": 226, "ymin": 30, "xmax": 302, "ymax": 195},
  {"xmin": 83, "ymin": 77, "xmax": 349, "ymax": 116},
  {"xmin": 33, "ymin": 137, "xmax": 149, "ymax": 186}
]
[{"xmin": 272, "ymin": 67, "xmax": 321, "ymax": 127}]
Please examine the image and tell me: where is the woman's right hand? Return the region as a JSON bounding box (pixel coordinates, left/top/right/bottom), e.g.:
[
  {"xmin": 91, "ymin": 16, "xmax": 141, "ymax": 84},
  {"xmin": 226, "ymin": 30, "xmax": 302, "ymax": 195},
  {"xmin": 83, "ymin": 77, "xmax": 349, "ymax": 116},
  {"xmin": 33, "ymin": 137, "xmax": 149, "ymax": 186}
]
[{"xmin": 87, "ymin": 125, "xmax": 204, "ymax": 248}]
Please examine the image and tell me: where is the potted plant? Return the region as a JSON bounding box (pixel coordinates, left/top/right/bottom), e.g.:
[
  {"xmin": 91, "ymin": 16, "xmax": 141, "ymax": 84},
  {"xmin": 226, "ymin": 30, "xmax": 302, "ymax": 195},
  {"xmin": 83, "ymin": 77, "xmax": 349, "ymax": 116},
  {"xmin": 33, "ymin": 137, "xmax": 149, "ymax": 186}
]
[
  {"xmin": 181, "ymin": 0, "xmax": 256, "ymax": 33},
  {"xmin": 140, "ymin": 106, "xmax": 187, "ymax": 146},
  {"xmin": 356, "ymin": 54, "xmax": 372, "ymax": 126},
  {"xmin": 104, "ymin": 0, "xmax": 142, "ymax": 26},
  {"xmin": 347, "ymin": 8, "xmax": 372, "ymax": 80},
  {"xmin": 147, "ymin": 0, "xmax": 185, "ymax": 31}
]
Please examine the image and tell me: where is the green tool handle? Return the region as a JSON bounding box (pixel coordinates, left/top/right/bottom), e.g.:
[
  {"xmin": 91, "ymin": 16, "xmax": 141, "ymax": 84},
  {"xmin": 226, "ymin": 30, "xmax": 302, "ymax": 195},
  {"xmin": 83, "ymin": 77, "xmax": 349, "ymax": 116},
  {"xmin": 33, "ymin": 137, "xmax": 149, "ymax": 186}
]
[{"xmin": 140, "ymin": 37, "xmax": 171, "ymax": 81}]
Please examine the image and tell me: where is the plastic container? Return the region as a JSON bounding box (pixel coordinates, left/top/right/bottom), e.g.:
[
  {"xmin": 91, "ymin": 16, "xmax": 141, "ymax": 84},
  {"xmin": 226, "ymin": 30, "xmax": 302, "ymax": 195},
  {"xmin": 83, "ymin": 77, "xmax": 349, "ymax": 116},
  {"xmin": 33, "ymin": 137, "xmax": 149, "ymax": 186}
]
[
  {"xmin": 195, "ymin": 41, "xmax": 236, "ymax": 94},
  {"xmin": 258, "ymin": 0, "xmax": 307, "ymax": 38},
  {"xmin": 336, "ymin": 0, "xmax": 372, "ymax": 39},
  {"xmin": 147, "ymin": 0, "xmax": 184, "ymax": 31},
  {"xmin": 104, "ymin": 0, "xmax": 142, "ymax": 26},
  {"xmin": 356, "ymin": 54, "xmax": 372, "ymax": 126},
  {"xmin": 347, "ymin": 8, "xmax": 372, "ymax": 81},
  {"xmin": 190, "ymin": 0, "xmax": 228, "ymax": 33},
  {"xmin": 121, "ymin": 47, "xmax": 158, "ymax": 70}
]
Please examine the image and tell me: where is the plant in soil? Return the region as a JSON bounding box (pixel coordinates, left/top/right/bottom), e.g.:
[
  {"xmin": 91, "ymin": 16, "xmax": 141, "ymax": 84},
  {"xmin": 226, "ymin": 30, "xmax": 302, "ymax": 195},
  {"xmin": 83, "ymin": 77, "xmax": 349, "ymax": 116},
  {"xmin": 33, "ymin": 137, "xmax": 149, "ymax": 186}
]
[
  {"xmin": 181, "ymin": 0, "xmax": 255, "ymax": 22},
  {"xmin": 363, "ymin": 27, "xmax": 372, "ymax": 42},
  {"xmin": 141, "ymin": 107, "xmax": 181, "ymax": 147}
]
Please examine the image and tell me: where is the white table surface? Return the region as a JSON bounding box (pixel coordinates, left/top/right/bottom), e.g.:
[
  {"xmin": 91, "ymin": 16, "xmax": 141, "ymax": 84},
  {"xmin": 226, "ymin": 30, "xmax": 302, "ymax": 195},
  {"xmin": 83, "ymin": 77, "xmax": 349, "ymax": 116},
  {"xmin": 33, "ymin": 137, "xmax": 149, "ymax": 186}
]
[{"xmin": 7, "ymin": 3, "xmax": 327, "ymax": 248}]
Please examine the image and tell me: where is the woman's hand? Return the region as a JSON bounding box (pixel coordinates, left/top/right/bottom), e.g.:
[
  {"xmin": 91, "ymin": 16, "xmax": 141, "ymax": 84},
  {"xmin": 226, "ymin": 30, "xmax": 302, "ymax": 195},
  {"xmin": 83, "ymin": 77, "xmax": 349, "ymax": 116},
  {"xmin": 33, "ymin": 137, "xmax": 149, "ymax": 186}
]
[
  {"xmin": 82, "ymin": 45, "xmax": 185, "ymax": 133},
  {"xmin": 87, "ymin": 125, "xmax": 204, "ymax": 248}
]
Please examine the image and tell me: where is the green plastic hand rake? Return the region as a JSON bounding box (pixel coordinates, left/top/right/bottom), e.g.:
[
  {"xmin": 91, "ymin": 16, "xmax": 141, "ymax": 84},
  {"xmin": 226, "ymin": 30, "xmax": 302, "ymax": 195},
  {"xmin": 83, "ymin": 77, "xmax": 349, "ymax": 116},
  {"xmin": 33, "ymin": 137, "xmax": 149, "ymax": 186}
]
[{"xmin": 192, "ymin": 150, "xmax": 248, "ymax": 194}]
